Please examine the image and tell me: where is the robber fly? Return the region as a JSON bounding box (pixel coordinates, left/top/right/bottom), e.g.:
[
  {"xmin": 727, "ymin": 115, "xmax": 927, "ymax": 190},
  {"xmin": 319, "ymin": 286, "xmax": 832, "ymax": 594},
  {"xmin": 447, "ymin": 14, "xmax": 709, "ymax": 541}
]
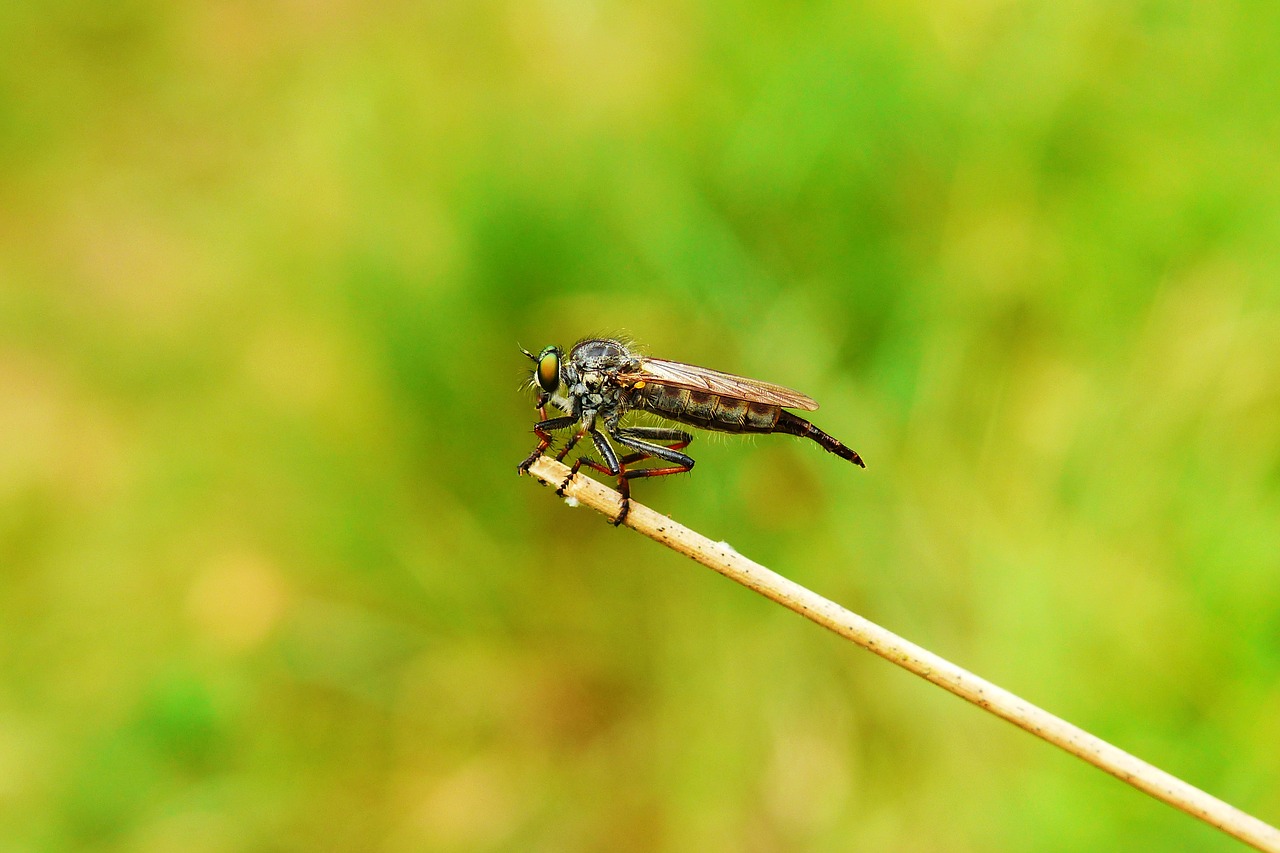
[{"xmin": 517, "ymin": 337, "xmax": 864, "ymax": 525}]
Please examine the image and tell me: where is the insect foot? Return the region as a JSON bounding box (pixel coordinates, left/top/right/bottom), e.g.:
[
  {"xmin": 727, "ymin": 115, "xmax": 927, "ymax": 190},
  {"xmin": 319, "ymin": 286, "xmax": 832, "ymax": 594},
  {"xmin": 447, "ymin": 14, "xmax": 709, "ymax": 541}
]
[
  {"xmin": 516, "ymin": 448, "xmax": 543, "ymax": 475},
  {"xmin": 555, "ymin": 461, "xmax": 582, "ymax": 497}
]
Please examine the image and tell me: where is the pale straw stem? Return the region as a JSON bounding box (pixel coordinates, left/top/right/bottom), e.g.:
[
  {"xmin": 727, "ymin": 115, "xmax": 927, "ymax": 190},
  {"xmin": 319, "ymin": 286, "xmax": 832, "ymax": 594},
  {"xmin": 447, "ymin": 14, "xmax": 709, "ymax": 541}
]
[{"xmin": 525, "ymin": 455, "xmax": 1280, "ymax": 852}]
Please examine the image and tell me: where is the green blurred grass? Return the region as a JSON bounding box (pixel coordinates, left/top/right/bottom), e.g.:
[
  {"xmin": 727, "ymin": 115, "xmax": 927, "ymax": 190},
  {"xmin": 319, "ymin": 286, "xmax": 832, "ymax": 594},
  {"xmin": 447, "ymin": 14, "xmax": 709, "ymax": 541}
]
[{"xmin": 1, "ymin": 1, "xmax": 1279, "ymax": 850}]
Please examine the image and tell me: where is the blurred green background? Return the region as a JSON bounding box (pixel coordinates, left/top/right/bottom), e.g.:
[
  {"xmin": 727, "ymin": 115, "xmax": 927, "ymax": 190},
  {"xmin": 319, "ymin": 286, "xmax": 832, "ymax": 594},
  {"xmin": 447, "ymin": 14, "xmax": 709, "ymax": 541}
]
[{"xmin": 2, "ymin": 1, "xmax": 1279, "ymax": 850}]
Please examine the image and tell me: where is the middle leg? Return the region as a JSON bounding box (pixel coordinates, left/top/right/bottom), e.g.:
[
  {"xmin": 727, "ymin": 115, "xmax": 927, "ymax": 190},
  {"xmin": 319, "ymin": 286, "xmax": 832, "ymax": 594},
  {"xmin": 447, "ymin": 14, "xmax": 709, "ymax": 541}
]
[{"xmin": 558, "ymin": 426, "xmax": 691, "ymax": 487}]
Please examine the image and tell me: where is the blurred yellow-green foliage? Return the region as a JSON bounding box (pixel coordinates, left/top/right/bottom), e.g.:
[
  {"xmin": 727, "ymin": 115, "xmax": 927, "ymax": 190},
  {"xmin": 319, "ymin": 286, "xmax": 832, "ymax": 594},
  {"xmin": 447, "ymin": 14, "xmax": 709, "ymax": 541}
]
[{"xmin": 3, "ymin": 0, "xmax": 1280, "ymax": 850}]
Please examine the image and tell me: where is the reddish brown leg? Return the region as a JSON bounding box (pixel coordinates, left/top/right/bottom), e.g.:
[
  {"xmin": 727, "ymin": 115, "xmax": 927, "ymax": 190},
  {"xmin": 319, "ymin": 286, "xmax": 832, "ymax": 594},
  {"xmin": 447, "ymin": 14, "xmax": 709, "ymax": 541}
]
[
  {"xmin": 517, "ymin": 414, "xmax": 576, "ymax": 474},
  {"xmin": 555, "ymin": 427, "xmax": 590, "ymax": 462},
  {"xmin": 557, "ymin": 443, "xmax": 687, "ymax": 481},
  {"xmin": 624, "ymin": 464, "xmax": 693, "ymax": 479},
  {"xmin": 555, "ymin": 427, "xmax": 695, "ymax": 526},
  {"xmin": 613, "ymin": 472, "xmax": 632, "ymax": 526}
]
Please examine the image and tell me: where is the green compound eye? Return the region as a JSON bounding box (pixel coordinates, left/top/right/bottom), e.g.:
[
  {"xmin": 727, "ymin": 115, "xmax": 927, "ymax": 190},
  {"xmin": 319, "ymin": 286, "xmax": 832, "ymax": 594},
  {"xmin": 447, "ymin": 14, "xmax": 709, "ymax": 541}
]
[{"xmin": 536, "ymin": 348, "xmax": 560, "ymax": 394}]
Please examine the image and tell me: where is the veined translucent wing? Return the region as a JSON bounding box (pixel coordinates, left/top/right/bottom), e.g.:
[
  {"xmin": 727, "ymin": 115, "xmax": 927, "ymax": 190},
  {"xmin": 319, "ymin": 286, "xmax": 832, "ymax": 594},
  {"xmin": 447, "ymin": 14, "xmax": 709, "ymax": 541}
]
[{"xmin": 622, "ymin": 357, "xmax": 820, "ymax": 411}]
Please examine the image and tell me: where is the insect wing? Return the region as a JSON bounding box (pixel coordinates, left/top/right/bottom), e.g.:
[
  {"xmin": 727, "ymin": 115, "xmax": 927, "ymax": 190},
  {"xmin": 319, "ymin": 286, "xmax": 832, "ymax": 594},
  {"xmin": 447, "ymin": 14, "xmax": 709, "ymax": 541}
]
[{"xmin": 625, "ymin": 357, "xmax": 819, "ymax": 411}]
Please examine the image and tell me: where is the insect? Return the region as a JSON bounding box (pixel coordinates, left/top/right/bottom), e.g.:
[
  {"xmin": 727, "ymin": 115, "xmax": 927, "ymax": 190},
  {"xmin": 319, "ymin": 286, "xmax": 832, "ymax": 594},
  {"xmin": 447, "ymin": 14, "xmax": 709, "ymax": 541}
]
[{"xmin": 517, "ymin": 337, "xmax": 865, "ymax": 525}]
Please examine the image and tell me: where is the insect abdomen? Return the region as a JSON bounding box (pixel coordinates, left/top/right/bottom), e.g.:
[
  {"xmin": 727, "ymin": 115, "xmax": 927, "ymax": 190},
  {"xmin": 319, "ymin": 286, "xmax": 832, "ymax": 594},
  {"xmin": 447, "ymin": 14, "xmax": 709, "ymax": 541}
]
[
  {"xmin": 635, "ymin": 384, "xmax": 782, "ymax": 433},
  {"xmin": 774, "ymin": 411, "xmax": 866, "ymax": 467}
]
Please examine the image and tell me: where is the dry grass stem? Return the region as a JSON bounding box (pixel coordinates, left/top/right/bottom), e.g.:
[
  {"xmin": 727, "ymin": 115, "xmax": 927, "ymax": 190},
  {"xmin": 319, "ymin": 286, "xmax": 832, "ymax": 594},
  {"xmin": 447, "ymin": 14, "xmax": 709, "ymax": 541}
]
[{"xmin": 525, "ymin": 455, "xmax": 1280, "ymax": 853}]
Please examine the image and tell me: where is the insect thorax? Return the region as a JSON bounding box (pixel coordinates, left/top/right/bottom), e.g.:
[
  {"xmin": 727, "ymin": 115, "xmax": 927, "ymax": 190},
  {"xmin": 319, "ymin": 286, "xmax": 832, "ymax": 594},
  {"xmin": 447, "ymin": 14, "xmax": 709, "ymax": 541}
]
[
  {"xmin": 563, "ymin": 338, "xmax": 638, "ymax": 424},
  {"xmin": 568, "ymin": 338, "xmax": 639, "ymax": 373}
]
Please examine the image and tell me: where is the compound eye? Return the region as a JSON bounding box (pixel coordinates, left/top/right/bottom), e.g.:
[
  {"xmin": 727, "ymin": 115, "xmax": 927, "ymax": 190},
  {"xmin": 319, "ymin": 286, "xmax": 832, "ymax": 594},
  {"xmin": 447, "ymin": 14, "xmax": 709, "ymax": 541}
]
[{"xmin": 536, "ymin": 349, "xmax": 560, "ymax": 394}]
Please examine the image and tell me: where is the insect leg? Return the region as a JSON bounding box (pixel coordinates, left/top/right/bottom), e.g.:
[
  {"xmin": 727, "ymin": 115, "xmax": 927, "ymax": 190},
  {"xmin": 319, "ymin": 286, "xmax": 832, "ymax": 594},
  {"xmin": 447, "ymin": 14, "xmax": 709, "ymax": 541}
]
[
  {"xmin": 614, "ymin": 426, "xmax": 693, "ymax": 464},
  {"xmin": 554, "ymin": 425, "xmax": 618, "ymax": 493},
  {"xmin": 775, "ymin": 411, "xmax": 866, "ymax": 467},
  {"xmin": 554, "ymin": 430, "xmax": 625, "ymax": 489},
  {"xmin": 584, "ymin": 428, "xmax": 633, "ymax": 526},
  {"xmin": 616, "ymin": 426, "xmax": 693, "ymax": 449},
  {"xmin": 562, "ymin": 456, "xmax": 616, "ymax": 477},
  {"xmin": 517, "ymin": 415, "xmax": 578, "ymax": 474},
  {"xmin": 555, "ymin": 427, "xmax": 589, "ymax": 461},
  {"xmin": 611, "ymin": 432, "xmax": 695, "ymax": 480},
  {"xmin": 616, "ymin": 427, "xmax": 693, "ymax": 442},
  {"xmin": 548, "ymin": 426, "xmax": 594, "ymax": 493}
]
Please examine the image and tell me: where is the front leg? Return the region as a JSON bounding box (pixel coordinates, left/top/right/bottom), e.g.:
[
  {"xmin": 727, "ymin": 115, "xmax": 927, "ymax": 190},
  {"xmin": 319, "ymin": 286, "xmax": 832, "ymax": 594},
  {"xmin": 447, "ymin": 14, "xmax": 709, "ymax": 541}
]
[
  {"xmin": 517, "ymin": 415, "xmax": 577, "ymax": 474},
  {"xmin": 554, "ymin": 426, "xmax": 591, "ymax": 495}
]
